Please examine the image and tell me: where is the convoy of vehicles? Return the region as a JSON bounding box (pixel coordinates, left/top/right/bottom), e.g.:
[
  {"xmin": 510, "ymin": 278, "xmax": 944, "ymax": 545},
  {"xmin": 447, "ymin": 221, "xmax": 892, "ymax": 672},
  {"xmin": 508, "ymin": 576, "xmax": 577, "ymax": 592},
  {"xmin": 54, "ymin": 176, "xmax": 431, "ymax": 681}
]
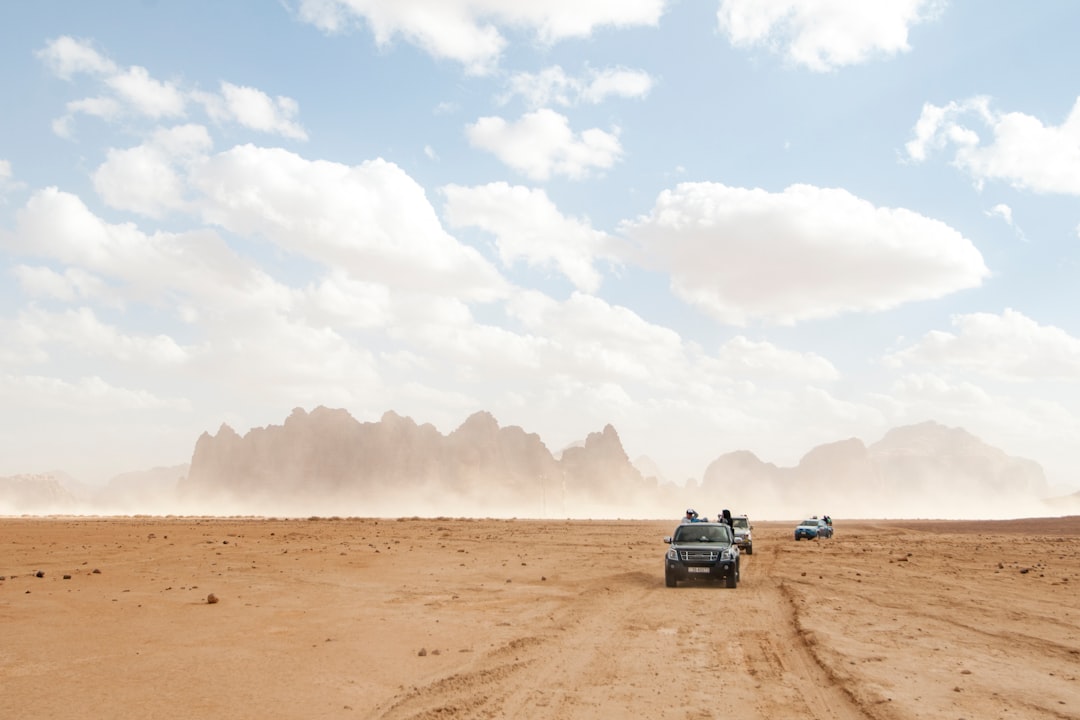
[{"xmin": 663, "ymin": 510, "xmax": 834, "ymax": 585}]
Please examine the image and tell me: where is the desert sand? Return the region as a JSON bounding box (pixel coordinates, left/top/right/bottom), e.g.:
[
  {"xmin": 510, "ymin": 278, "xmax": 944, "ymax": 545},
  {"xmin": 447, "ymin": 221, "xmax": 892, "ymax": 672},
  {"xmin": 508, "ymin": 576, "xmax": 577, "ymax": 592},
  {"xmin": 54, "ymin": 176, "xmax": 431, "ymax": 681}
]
[{"xmin": 2, "ymin": 515, "xmax": 1079, "ymax": 719}]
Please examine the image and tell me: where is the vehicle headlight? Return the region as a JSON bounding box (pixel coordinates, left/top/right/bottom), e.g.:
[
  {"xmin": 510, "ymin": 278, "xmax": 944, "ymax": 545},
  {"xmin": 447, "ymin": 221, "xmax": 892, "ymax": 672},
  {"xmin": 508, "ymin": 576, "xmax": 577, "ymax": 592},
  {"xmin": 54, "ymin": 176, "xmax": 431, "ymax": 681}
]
[{"xmin": 666, "ymin": 548, "xmax": 679, "ymax": 561}]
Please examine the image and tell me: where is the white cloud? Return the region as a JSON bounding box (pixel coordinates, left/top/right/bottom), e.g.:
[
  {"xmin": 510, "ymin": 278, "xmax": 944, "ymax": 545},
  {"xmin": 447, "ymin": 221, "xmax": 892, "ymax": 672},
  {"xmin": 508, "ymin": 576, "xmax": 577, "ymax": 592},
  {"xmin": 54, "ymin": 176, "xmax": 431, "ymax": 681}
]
[
  {"xmin": 0, "ymin": 373, "xmax": 190, "ymax": 412},
  {"xmin": 303, "ymin": 270, "xmax": 393, "ymax": 330},
  {"xmin": 38, "ymin": 37, "xmax": 306, "ymax": 140},
  {"xmin": 13, "ymin": 265, "xmax": 113, "ymax": 305},
  {"xmin": 296, "ymin": 0, "xmax": 666, "ymax": 74},
  {"xmin": 442, "ymin": 182, "xmax": 612, "ymax": 292},
  {"xmin": 18, "ymin": 306, "xmax": 189, "ymax": 365},
  {"xmin": 885, "ymin": 309, "xmax": 1080, "ymax": 382},
  {"xmin": 105, "ymin": 65, "xmax": 187, "ymax": 119},
  {"xmin": 717, "ymin": 0, "xmax": 943, "ymax": 71},
  {"xmin": 503, "ymin": 65, "xmax": 654, "ymax": 108},
  {"xmin": 0, "ymin": 159, "xmax": 26, "ymax": 198},
  {"xmin": 466, "ymin": 109, "xmax": 622, "ymax": 180},
  {"xmin": 92, "ymin": 124, "xmax": 213, "ymax": 218},
  {"xmin": 8, "ymin": 187, "xmax": 287, "ymax": 312},
  {"xmin": 505, "ymin": 290, "xmax": 687, "ymax": 384},
  {"xmin": 191, "ymin": 145, "xmax": 509, "ymax": 301},
  {"xmin": 714, "ymin": 335, "xmax": 840, "ymax": 382},
  {"xmin": 35, "ymin": 35, "xmax": 117, "ymax": 79},
  {"xmin": 620, "ymin": 182, "xmax": 989, "ymax": 325},
  {"xmin": 985, "ymin": 202, "xmax": 1027, "ymax": 241},
  {"xmin": 986, "ymin": 203, "xmax": 1012, "ymax": 225},
  {"xmin": 195, "ymin": 82, "xmax": 308, "ymax": 140},
  {"xmin": 4, "ymin": 189, "xmax": 386, "ymax": 408},
  {"xmin": 905, "ymin": 96, "xmax": 1080, "ymax": 195}
]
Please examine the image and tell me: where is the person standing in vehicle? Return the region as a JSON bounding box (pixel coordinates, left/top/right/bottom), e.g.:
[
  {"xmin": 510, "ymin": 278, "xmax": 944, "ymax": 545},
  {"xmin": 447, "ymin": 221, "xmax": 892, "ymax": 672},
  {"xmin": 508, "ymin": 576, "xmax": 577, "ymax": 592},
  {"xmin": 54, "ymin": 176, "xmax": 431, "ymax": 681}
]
[{"xmin": 720, "ymin": 509, "xmax": 733, "ymax": 530}]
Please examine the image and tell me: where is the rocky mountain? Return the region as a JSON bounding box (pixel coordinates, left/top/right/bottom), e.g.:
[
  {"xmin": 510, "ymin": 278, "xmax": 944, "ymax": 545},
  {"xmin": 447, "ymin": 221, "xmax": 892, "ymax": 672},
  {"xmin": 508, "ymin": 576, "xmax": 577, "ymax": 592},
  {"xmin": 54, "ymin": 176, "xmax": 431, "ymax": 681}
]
[
  {"xmin": 1, "ymin": 411, "xmax": 1067, "ymax": 519},
  {"xmin": 701, "ymin": 421, "xmax": 1053, "ymax": 519},
  {"xmin": 0, "ymin": 474, "xmax": 81, "ymax": 513},
  {"xmin": 178, "ymin": 406, "xmax": 666, "ymax": 517}
]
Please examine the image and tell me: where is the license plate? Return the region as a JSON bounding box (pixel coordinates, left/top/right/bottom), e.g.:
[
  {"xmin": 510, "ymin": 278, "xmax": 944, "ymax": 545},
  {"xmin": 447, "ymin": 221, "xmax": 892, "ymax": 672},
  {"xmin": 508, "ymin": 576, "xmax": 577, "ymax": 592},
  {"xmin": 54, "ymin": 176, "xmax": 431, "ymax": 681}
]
[{"xmin": 687, "ymin": 566, "xmax": 711, "ymax": 573}]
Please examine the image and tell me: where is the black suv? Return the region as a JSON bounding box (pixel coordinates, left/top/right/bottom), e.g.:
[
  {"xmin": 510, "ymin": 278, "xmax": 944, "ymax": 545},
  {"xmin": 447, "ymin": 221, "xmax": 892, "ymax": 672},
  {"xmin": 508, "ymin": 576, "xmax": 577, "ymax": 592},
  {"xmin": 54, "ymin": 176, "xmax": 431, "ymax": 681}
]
[{"xmin": 664, "ymin": 522, "xmax": 741, "ymax": 588}]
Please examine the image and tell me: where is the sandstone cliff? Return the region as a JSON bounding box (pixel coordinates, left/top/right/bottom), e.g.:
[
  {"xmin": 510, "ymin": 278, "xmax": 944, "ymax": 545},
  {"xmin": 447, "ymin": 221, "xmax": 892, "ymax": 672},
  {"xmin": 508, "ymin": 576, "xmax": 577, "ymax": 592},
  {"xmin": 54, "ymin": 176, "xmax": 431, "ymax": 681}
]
[{"xmin": 179, "ymin": 406, "xmax": 656, "ymax": 517}]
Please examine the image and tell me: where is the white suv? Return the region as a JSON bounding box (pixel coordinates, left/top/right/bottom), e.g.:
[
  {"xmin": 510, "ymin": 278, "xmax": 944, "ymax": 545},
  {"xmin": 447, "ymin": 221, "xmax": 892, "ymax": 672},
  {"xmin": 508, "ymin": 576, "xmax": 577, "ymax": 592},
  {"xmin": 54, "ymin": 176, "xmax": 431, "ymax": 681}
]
[{"xmin": 731, "ymin": 515, "xmax": 753, "ymax": 554}]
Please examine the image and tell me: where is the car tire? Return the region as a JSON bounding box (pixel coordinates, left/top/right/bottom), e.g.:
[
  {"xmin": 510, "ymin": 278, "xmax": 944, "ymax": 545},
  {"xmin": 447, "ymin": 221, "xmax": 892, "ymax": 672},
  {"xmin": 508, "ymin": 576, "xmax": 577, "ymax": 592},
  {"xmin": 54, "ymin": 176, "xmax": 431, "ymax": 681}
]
[
  {"xmin": 665, "ymin": 569, "xmax": 677, "ymax": 588},
  {"xmin": 725, "ymin": 568, "xmax": 737, "ymax": 588},
  {"xmin": 745, "ymin": 545, "xmax": 753, "ymax": 555}
]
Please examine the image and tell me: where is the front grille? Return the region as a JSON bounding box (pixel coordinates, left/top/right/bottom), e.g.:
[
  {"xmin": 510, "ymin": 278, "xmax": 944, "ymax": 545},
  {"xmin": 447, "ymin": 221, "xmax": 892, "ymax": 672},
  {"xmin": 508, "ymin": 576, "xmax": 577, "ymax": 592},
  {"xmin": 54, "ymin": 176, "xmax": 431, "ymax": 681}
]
[{"xmin": 680, "ymin": 549, "xmax": 719, "ymax": 562}]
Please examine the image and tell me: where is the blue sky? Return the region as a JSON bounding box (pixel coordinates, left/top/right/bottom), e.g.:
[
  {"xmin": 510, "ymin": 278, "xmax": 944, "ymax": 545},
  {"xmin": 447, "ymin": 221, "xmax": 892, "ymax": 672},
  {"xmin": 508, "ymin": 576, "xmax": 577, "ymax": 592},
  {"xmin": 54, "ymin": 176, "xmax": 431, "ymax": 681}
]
[{"xmin": 2, "ymin": 1, "xmax": 1079, "ymax": 495}]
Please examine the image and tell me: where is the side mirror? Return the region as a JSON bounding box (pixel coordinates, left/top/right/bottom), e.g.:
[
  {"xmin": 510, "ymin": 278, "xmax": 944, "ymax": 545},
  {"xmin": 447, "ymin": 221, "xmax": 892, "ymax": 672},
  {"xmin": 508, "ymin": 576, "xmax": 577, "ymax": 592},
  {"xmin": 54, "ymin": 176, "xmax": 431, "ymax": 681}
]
[{"xmin": 663, "ymin": 536, "xmax": 672, "ymax": 543}]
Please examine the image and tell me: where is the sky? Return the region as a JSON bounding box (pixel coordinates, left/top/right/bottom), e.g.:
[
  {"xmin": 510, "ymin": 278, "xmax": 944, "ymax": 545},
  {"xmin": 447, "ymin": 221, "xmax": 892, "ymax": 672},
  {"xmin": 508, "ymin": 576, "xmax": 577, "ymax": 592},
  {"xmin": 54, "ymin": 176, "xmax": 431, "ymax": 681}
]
[{"xmin": 1, "ymin": 1, "xmax": 1079, "ymax": 495}]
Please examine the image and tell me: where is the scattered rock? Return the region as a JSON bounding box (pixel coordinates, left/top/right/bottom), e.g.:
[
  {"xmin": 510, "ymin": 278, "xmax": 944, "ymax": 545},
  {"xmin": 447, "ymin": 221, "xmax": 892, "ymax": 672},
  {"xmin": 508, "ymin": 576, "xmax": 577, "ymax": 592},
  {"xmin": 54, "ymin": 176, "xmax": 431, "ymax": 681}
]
[
  {"xmin": 35, "ymin": 570, "xmax": 44, "ymax": 578},
  {"xmin": 206, "ymin": 593, "xmax": 219, "ymax": 604},
  {"xmin": 418, "ymin": 648, "xmax": 427, "ymax": 657},
  {"xmin": 63, "ymin": 574, "xmax": 71, "ymax": 580}
]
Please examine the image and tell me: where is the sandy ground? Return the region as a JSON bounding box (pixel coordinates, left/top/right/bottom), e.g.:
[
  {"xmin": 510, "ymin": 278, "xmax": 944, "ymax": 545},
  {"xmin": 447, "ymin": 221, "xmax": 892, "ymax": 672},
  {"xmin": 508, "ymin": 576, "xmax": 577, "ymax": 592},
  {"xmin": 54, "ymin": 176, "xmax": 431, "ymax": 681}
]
[{"xmin": 2, "ymin": 515, "xmax": 1079, "ymax": 720}]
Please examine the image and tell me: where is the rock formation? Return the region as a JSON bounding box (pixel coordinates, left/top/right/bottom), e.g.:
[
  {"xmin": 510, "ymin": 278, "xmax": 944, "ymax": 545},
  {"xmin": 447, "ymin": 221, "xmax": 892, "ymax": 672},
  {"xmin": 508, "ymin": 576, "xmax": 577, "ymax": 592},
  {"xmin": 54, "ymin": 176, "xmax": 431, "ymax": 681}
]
[
  {"xmin": 701, "ymin": 421, "xmax": 1051, "ymax": 519},
  {"xmin": 179, "ymin": 406, "xmax": 655, "ymax": 517},
  {"xmin": 1, "ymin": 412, "xmax": 1059, "ymax": 519}
]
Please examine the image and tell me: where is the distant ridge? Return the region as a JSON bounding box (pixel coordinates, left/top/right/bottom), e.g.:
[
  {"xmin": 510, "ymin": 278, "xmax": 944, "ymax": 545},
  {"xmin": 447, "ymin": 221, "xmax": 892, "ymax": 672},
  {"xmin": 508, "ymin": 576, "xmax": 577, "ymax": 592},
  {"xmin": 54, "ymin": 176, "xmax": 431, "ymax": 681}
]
[
  {"xmin": 1, "ymin": 411, "xmax": 1067, "ymax": 519},
  {"xmin": 178, "ymin": 407, "xmax": 661, "ymax": 517}
]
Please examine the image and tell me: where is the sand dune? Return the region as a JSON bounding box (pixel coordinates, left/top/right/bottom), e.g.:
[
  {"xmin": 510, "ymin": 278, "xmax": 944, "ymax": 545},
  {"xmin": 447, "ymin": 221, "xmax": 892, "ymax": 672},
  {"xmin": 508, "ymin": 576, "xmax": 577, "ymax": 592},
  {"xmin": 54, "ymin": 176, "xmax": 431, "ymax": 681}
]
[{"xmin": 2, "ymin": 516, "xmax": 1078, "ymax": 719}]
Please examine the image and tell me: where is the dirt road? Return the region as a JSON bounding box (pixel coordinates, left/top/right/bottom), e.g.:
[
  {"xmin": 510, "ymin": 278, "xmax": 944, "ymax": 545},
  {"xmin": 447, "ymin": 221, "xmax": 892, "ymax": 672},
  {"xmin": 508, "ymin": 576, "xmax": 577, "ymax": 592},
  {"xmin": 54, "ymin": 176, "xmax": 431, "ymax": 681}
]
[{"xmin": 2, "ymin": 516, "xmax": 1078, "ymax": 719}]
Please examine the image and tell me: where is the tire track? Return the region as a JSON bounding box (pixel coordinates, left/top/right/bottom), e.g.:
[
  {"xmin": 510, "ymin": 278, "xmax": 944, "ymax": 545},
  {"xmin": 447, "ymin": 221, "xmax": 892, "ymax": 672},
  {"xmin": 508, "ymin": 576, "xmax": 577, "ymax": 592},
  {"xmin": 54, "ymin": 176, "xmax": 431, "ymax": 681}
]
[{"xmin": 725, "ymin": 541, "xmax": 880, "ymax": 720}]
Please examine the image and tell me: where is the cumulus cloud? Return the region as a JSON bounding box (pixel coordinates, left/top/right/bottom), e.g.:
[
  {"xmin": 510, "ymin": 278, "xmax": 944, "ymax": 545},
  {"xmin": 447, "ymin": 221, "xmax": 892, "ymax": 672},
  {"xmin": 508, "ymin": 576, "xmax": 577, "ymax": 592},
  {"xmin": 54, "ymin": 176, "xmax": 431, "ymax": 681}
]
[
  {"xmin": 620, "ymin": 182, "xmax": 989, "ymax": 325},
  {"xmin": 37, "ymin": 37, "xmax": 306, "ymax": 140},
  {"xmin": 0, "ymin": 159, "xmax": 26, "ymax": 199},
  {"xmin": 5, "ymin": 188, "xmax": 385, "ymax": 405},
  {"xmin": 504, "ymin": 290, "xmax": 687, "ymax": 384},
  {"xmin": 13, "ymin": 265, "xmax": 113, "ymax": 305},
  {"xmin": 35, "ymin": 35, "xmax": 118, "ymax": 78},
  {"xmin": 190, "ymin": 145, "xmax": 508, "ymax": 301},
  {"xmin": 92, "ymin": 124, "xmax": 213, "ymax": 218},
  {"xmin": 0, "ymin": 373, "xmax": 191, "ymax": 412},
  {"xmin": 442, "ymin": 182, "xmax": 613, "ymax": 292},
  {"xmin": 717, "ymin": 0, "xmax": 943, "ymax": 71},
  {"xmin": 502, "ymin": 65, "xmax": 654, "ymax": 108},
  {"xmin": 985, "ymin": 203, "xmax": 1027, "ymax": 241},
  {"xmin": 17, "ymin": 306, "xmax": 189, "ymax": 365},
  {"xmin": 194, "ymin": 82, "xmax": 308, "ymax": 140},
  {"xmin": 8, "ymin": 187, "xmax": 287, "ymax": 312},
  {"xmin": 466, "ymin": 109, "xmax": 622, "ymax": 180},
  {"xmin": 295, "ymin": 0, "xmax": 666, "ymax": 74},
  {"xmin": 885, "ymin": 309, "xmax": 1080, "ymax": 382},
  {"xmin": 905, "ymin": 96, "xmax": 1080, "ymax": 195},
  {"xmin": 714, "ymin": 335, "xmax": 839, "ymax": 382}
]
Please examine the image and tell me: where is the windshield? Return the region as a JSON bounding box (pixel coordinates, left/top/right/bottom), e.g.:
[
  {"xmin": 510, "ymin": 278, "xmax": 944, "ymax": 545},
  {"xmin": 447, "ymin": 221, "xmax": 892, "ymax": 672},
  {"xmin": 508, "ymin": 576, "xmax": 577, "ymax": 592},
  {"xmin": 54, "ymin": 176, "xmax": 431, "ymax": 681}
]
[
  {"xmin": 731, "ymin": 517, "xmax": 749, "ymax": 529},
  {"xmin": 674, "ymin": 525, "xmax": 731, "ymax": 543},
  {"xmin": 799, "ymin": 520, "xmax": 819, "ymax": 527}
]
